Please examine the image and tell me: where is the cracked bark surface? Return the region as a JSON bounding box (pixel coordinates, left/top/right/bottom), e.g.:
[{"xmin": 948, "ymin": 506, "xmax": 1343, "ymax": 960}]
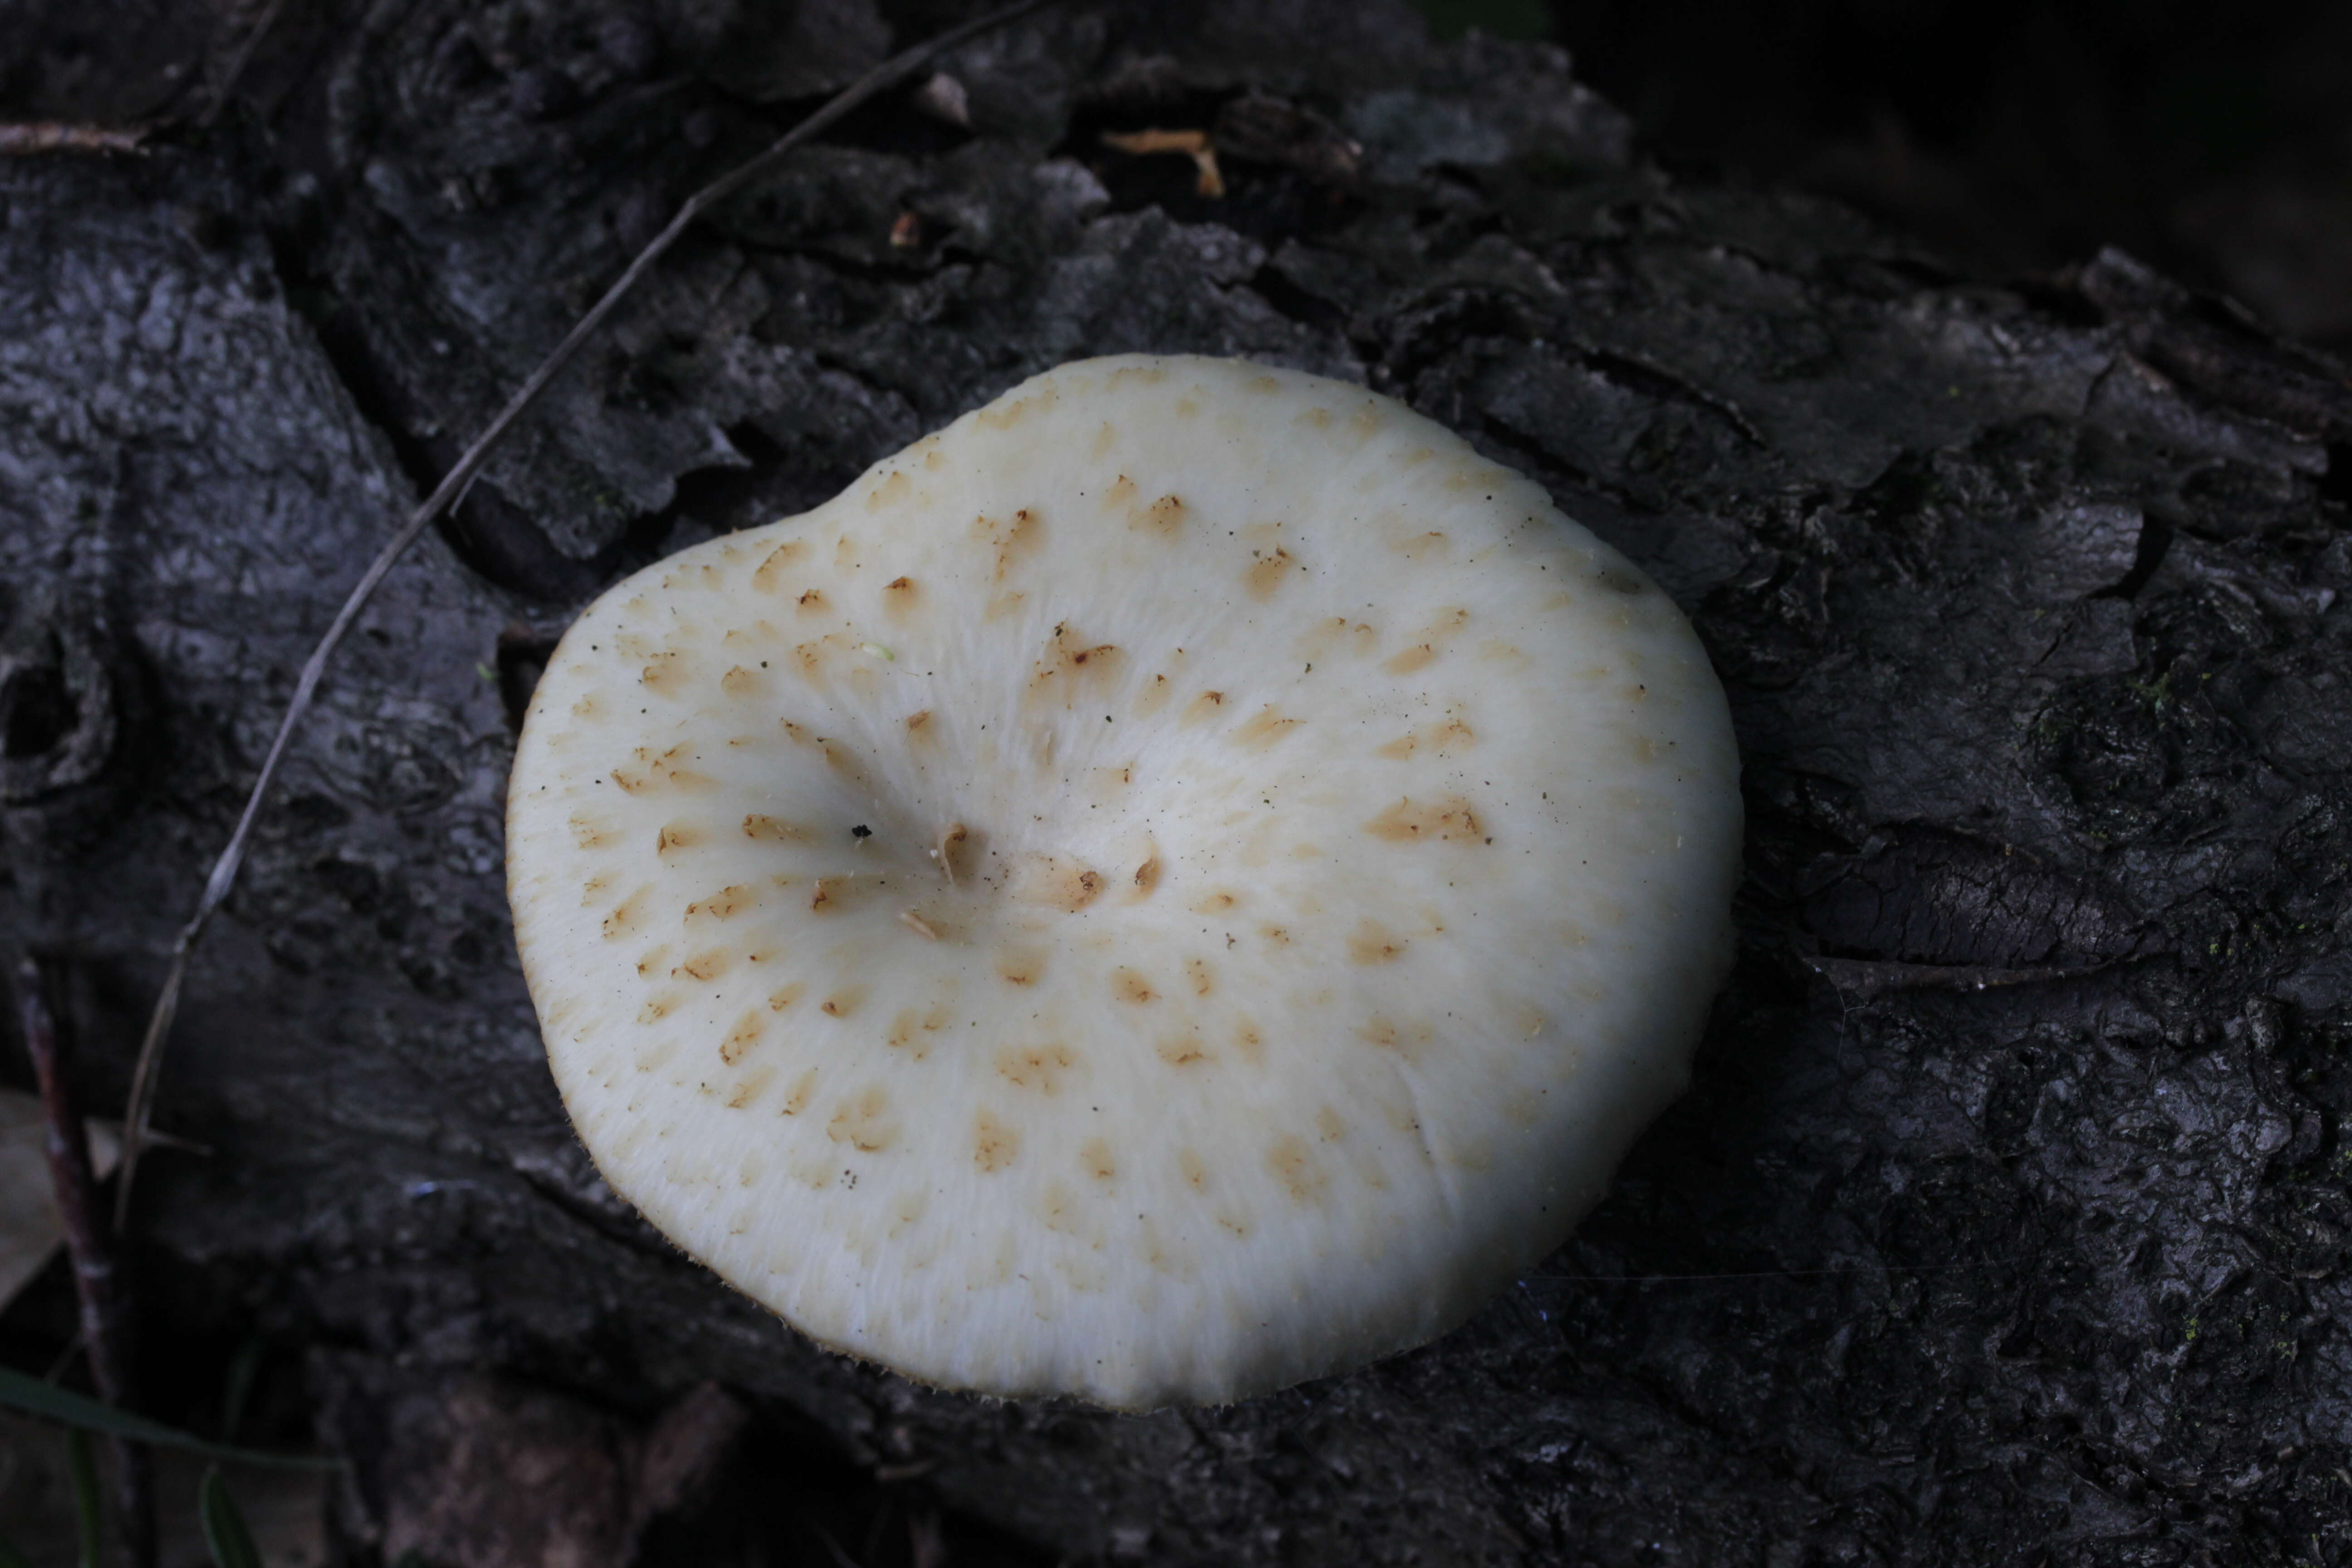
[{"xmin": 5, "ymin": 1, "xmax": 2352, "ymax": 1562}]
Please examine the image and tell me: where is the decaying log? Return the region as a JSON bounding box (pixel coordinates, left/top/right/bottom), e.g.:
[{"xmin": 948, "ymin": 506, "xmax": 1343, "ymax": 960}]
[{"xmin": 3, "ymin": 1, "xmax": 2350, "ymax": 1562}]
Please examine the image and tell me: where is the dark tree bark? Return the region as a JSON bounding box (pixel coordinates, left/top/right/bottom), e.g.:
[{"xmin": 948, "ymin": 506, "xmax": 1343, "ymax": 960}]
[{"xmin": 4, "ymin": 1, "xmax": 2351, "ymax": 1563}]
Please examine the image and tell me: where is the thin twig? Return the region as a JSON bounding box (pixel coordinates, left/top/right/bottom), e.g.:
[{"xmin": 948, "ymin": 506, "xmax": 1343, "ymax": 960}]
[
  {"xmin": 45, "ymin": 1327, "xmax": 88, "ymax": 1384},
  {"xmin": 812, "ymin": 1524, "xmax": 866, "ymax": 1568},
  {"xmin": 1524, "ymin": 1257, "xmax": 2022, "ymax": 1284},
  {"xmin": 16, "ymin": 956, "xmax": 153, "ymax": 1568},
  {"xmin": 113, "ymin": 0, "xmax": 1064, "ymax": 1225},
  {"xmin": 196, "ymin": 0, "xmax": 295, "ymax": 130},
  {"xmin": 0, "ymin": 123, "xmax": 152, "ymax": 156}
]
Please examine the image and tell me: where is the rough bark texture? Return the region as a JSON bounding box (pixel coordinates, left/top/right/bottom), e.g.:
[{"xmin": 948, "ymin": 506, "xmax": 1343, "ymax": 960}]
[{"xmin": 5, "ymin": 1, "xmax": 2352, "ymax": 1563}]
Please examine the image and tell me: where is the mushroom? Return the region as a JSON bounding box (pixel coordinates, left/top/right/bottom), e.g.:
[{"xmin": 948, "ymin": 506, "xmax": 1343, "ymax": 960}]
[{"xmin": 505, "ymin": 355, "xmax": 1741, "ymax": 1408}]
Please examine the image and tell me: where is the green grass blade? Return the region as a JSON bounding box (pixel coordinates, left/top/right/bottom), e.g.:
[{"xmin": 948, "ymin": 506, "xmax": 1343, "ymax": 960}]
[
  {"xmin": 0, "ymin": 1367, "xmax": 339, "ymax": 1470},
  {"xmin": 200, "ymin": 1468, "xmax": 263, "ymax": 1568},
  {"xmin": 220, "ymin": 1338, "xmax": 266, "ymax": 1443},
  {"xmin": 67, "ymin": 1428, "xmax": 100, "ymax": 1568}
]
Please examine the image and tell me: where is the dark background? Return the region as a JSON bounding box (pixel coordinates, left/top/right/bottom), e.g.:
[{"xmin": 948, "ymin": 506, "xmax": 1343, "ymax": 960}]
[{"xmin": 1470, "ymin": 0, "xmax": 2352, "ymax": 355}]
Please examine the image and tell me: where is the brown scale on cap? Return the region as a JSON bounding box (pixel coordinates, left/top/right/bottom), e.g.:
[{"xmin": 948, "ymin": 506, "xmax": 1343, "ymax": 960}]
[
  {"xmin": 972, "ymin": 1111, "xmax": 1020, "ymax": 1173},
  {"xmin": 1131, "ymin": 671, "xmax": 1174, "ymax": 718},
  {"xmin": 1029, "ymin": 624, "xmax": 1123, "ymax": 707},
  {"xmin": 654, "ymin": 822, "xmax": 706, "ymax": 857},
  {"xmin": 1019, "ymin": 858, "xmax": 1104, "ymax": 913},
  {"xmin": 1356, "ymin": 1014, "xmax": 1439, "ymax": 1061},
  {"xmin": 885, "ymin": 1002, "xmax": 953, "ymax": 1057},
  {"xmin": 1129, "ymin": 853, "xmax": 1161, "ymax": 896},
  {"xmin": 818, "ymin": 740, "xmax": 867, "ymax": 784},
  {"xmin": 1376, "ymin": 716, "xmax": 1476, "ymax": 760},
  {"xmin": 640, "ymin": 648, "xmax": 692, "ymax": 696},
  {"xmin": 685, "ymin": 884, "xmax": 758, "ymax": 921},
  {"xmin": 827, "ymin": 1087, "xmax": 897, "ymax": 1152},
  {"xmin": 993, "ymin": 943, "xmax": 1046, "ymax": 986},
  {"xmin": 719, "ymin": 1013, "xmax": 764, "ymax": 1065},
  {"xmin": 995, "ymin": 1042, "xmax": 1078, "ymax": 1094},
  {"xmin": 1363, "ymin": 795, "xmax": 1486, "ymax": 844},
  {"xmin": 600, "ymin": 890, "xmax": 648, "ymax": 940},
  {"xmin": 612, "ymin": 743, "xmax": 715, "ymax": 795},
  {"xmin": 1232, "ymin": 706, "xmax": 1304, "ymax": 750},
  {"xmin": 1132, "ymin": 494, "xmax": 1187, "ymax": 537},
  {"xmin": 671, "ymin": 948, "xmax": 733, "ymax": 983},
  {"xmin": 1079, "ymin": 1139, "xmax": 1116, "ymax": 1183},
  {"xmin": 1245, "ymin": 545, "xmax": 1303, "ymax": 599},
  {"xmin": 1088, "ymin": 764, "xmax": 1137, "ymax": 805},
  {"xmin": 1156, "ymin": 1030, "xmax": 1210, "ymax": 1068},
  {"xmin": 750, "ymin": 540, "xmax": 808, "ymax": 592},
  {"xmin": 1381, "ymin": 607, "xmax": 1472, "ymax": 676},
  {"xmin": 974, "ymin": 508, "xmax": 1044, "ymax": 580},
  {"xmin": 975, "ymin": 383, "xmax": 1061, "ymax": 429},
  {"xmin": 1265, "ymin": 1136, "xmax": 1330, "ymax": 1205}
]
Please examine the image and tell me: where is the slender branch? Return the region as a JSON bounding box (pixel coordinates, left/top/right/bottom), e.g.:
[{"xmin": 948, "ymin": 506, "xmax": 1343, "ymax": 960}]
[
  {"xmin": 113, "ymin": 0, "xmax": 1065, "ymax": 1224},
  {"xmin": 16, "ymin": 956, "xmax": 152, "ymax": 1568},
  {"xmin": 0, "ymin": 123, "xmax": 152, "ymax": 156},
  {"xmin": 196, "ymin": 0, "xmax": 294, "ymax": 130}
]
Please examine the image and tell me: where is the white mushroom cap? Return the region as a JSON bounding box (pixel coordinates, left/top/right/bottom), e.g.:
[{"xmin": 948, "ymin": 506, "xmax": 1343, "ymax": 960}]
[{"xmin": 506, "ymin": 355, "xmax": 1741, "ymax": 1408}]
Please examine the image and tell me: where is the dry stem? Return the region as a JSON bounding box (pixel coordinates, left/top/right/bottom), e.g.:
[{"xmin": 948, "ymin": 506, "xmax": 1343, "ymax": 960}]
[
  {"xmin": 0, "ymin": 124, "xmax": 152, "ymax": 155},
  {"xmin": 16, "ymin": 956, "xmax": 152, "ymax": 1566},
  {"xmin": 197, "ymin": 0, "xmax": 295, "ymax": 129}
]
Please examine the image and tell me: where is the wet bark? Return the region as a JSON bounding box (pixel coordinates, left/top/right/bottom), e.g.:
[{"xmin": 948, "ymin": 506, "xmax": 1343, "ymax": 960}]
[{"xmin": 4, "ymin": 1, "xmax": 2352, "ymax": 1563}]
